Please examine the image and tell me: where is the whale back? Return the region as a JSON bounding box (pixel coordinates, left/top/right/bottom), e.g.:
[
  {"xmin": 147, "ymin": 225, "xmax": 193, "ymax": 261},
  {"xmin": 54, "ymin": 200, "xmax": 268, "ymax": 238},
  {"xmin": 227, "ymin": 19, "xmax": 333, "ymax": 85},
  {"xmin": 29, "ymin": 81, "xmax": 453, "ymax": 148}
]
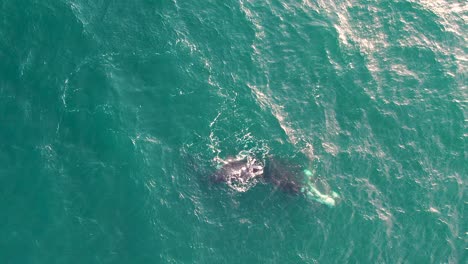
[{"xmin": 210, "ymin": 157, "xmax": 263, "ymax": 184}]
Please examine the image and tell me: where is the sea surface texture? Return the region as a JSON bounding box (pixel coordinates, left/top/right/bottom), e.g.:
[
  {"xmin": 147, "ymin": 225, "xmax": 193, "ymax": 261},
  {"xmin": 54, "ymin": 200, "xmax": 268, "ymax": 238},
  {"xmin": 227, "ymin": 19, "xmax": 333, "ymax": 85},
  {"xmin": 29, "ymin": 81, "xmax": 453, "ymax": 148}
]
[{"xmin": 0, "ymin": 0, "xmax": 466, "ymax": 263}]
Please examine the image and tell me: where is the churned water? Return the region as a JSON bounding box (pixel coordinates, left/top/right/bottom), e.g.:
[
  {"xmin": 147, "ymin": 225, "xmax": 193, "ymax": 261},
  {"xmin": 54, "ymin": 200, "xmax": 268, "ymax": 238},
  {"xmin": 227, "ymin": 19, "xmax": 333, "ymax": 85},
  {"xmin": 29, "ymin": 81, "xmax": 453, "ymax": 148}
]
[{"xmin": 0, "ymin": 0, "xmax": 466, "ymax": 263}]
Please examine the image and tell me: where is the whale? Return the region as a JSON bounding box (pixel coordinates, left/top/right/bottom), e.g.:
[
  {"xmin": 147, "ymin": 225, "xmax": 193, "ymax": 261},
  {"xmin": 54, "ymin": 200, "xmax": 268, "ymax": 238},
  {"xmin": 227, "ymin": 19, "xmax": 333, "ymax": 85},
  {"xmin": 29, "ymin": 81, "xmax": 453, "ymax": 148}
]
[{"xmin": 210, "ymin": 155, "xmax": 340, "ymax": 207}]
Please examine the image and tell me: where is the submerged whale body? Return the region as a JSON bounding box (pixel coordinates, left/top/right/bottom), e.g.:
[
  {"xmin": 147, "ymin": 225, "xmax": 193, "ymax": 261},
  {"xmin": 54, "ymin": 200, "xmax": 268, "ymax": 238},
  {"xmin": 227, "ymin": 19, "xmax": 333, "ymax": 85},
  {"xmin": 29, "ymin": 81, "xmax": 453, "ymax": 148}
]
[{"xmin": 263, "ymin": 157, "xmax": 302, "ymax": 194}]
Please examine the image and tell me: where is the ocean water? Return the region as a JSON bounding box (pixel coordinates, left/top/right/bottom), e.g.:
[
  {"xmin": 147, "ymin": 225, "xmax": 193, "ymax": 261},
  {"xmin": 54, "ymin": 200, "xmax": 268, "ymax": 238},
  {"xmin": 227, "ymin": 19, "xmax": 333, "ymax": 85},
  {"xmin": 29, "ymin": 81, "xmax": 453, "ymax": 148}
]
[{"xmin": 0, "ymin": 0, "xmax": 466, "ymax": 263}]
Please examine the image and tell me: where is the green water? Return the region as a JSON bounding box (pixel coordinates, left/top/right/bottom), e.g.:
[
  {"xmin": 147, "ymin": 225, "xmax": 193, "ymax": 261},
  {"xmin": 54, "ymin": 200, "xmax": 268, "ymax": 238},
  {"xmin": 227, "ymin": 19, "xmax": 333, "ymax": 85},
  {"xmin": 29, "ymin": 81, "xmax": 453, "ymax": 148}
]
[{"xmin": 0, "ymin": 0, "xmax": 466, "ymax": 263}]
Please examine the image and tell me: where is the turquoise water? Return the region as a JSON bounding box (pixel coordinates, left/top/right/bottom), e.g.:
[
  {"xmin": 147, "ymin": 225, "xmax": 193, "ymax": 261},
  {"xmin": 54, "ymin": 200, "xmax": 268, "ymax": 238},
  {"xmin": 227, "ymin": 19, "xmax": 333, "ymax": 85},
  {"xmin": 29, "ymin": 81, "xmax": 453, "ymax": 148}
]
[{"xmin": 0, "ymin": 0, "xmax": 466, "ymax": 263}]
